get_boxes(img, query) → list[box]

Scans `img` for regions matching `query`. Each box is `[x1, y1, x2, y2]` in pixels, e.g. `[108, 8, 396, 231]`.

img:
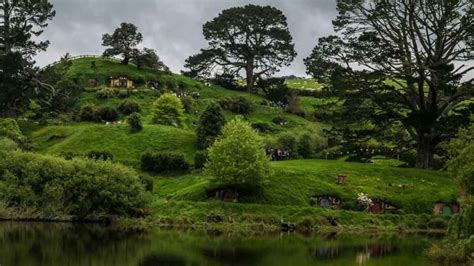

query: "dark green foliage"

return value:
[194, 151, 207, 169]
[132, 48, 168, 71]
[139, 175, 154, 192]
[102, 23, 143, 65]
[428, 218, 449, 229]
[97, 106, 119, 122]
[127, 112, 143, 132]
[96, 88, 117, 99]
[196, 102, 226, 149]
[0, 118, 23, 141]
[84, 150, 114, 161]
[0, 151, 149, 217]
[79, 105, 118, 122]
[117, 89, 129, 98]
[304, 0, 474, 168]
[180, 96, 194, 113]
[258, 78, 295, 105]
[0, 52, 31, 115]
[210, 73, 243, 91]
[218, 96, 253, 115]
[118, 100, 141, 115]
[184, 4, 296, 92]
[298, 133, 313, 159]
[272, 116, 287, 126]
[277, 134, 298, 154]
[140, 151, 190, 173]
[251, 122, 273, 133]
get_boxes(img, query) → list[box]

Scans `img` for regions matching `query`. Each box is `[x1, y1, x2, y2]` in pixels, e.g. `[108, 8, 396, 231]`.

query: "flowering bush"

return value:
[357, 192, 373, 212]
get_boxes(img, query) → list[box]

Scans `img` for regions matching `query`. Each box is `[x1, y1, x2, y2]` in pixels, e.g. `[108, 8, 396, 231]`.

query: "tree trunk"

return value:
[245, 59, 254, 92]
[121, 56, 130, 65]
[415, 135, 435, 169]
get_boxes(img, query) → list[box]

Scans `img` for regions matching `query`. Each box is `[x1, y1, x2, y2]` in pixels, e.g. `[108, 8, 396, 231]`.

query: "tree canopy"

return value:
[131, 48, 168, 71]
[184, 4, 296, 92]
[102, 22, 143, 65]
[305, 0, 474, 169]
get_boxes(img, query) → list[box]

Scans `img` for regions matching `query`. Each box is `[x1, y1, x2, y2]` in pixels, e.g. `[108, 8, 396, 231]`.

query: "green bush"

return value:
[194, 151, 207, 169]
[118, 100, 140, 115]
[218, 96, 253, 115]
[180, 95, 194, 113]
[117, 89, 129, 98]
[140, 151, 190, 173]
[79, 105, 100, 121]
[196, 102, 226, 149]
[277, 133, 298, 155]
[152, 93, 185, 127]
[139, 175, 154, 192]
[298, 133, 314, 158]
[205, 117, 271, 189]
[251, 122, 273, 133]
[95, 88, 117, 99]
[0, 118, 23, 140]
[127, 112, 143, 132]
[84, 150, 114, 161]
[97, 106, 119, 122]
[0, 151, 150, 217]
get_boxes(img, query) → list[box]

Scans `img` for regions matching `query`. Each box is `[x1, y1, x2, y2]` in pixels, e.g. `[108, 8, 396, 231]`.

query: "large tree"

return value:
[184, 4, 296, 92]
[0, 0, 55, 60]
[102, 22, 143, 65]
[305, 0, 474, 169]
[131, 48, 168, 71]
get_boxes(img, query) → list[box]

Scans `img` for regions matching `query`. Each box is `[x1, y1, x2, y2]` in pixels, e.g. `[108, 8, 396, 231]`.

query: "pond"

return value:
[0, 222, 442, 266]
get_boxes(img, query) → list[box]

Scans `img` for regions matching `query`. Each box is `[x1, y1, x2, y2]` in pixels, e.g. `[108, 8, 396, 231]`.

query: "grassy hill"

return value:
[14, 57, 459, 230]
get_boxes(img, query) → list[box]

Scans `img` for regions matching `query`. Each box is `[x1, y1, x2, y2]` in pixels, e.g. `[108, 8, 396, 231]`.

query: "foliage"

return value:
[304, 0, 474, 168]
[0, 52, 32, 115]
[196, 102, 226, 149]
[448, 126, 474, 196]
[257, 78, 295, 105]
[204, 118, 271, 189]
[0, 150, 149, 217]
[131, 48, 168, 71]
[84, 150, 114, 161]
[218, 96, 253, 115]
[97, 106, 119, 122]
[357, 193, 373, 212]
[118, 99, 141, 115]
[194, 151, 207, 169]
[127, 112, 143, 132]
[297, 133, 314, 158]
[79, 105, 118, 122]
[96, 88, 117, 99]
[140, 151, 190, 173]
[184, 4, 296, 91]
[180, 96, 194, 113]
[102, 22, 143, 65]
[276, 133, 298, 155]
[0, 118, 23, 141]
[152, 93, 185, 127]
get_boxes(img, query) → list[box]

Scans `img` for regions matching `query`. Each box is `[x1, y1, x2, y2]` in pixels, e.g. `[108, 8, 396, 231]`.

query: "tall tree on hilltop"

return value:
[102, 22, 143, 65]
[184, 4, 296, 92]
[305, 0, 474, 169]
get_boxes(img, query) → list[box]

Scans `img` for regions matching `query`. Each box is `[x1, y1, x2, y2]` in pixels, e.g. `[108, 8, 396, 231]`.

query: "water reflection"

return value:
[0, 222, 439, 266]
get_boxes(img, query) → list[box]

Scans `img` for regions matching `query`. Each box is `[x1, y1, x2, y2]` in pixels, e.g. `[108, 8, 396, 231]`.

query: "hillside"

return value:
[14, 57, 459, 228]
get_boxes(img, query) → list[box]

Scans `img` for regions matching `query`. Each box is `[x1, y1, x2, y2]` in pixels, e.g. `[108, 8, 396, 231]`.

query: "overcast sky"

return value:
[35, 0, 337, 77]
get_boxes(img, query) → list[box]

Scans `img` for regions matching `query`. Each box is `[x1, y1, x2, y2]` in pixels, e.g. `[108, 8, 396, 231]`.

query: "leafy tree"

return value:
[1, 0, 55, 60]
[196, 102, 226, 149]
[102, 23, 143, 65]
[152, 93, 185, 127]
[205, 117, 271, 189]
[0, 52, 31, 115]
[127, 112, 143, 132]
[305, 0, 474, 168]
[132, 48, 168, 71]
[298, 133, 314, 159]
[184, 4, 296, 92]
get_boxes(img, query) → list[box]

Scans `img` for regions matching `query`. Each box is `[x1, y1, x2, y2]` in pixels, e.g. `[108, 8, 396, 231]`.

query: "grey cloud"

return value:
[35, 0, 338, 77]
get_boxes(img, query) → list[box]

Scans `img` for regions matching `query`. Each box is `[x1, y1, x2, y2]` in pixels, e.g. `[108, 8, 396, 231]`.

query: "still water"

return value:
[0, 222, 442, 266]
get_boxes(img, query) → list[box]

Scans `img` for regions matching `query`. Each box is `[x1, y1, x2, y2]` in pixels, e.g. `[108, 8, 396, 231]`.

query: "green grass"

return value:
[153, 158, 457, 214]
[285, 79, 323, 91]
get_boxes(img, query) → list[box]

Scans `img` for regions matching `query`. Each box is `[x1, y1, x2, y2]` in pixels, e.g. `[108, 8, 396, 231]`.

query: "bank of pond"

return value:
[0, 222, 447, 266]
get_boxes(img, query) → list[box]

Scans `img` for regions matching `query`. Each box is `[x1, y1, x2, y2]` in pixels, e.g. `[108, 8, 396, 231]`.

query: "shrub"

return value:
[139, 175, 154, 192]
[127, 112, 143, 132]
[180, 96, 194, 113]
[96, 88, 117, 99]
[194, 151, 207, 169]
[272, 116, 287, 126]
[84, 150, 114, 161]
[79, 105, 100, 121]
[97, 106, 119, 122]
[152, 93, 185, 127]
[0, 150, 150, 217]
[251, 122, 273, 133]
[257, 78, 296, 105]
[298, 133, 314, 158]
[140, 151, 190, 173]
[118, 100, 141, 115]
[428, 218, 449, 229]
[277, 133, 298, 155]
[205, 117, 271, 189]
[0, 118, 23, 141]
[196, 102, 226, 149]
[117, 89, 129, 98]
[286, 100, 306, 118]
[218, 96, 253, 115]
